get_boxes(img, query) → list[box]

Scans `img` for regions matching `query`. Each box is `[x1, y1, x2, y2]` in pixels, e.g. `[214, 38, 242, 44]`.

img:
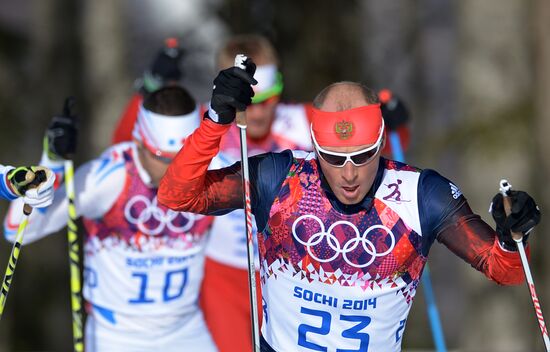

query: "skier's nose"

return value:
[341, 161, 357, 183]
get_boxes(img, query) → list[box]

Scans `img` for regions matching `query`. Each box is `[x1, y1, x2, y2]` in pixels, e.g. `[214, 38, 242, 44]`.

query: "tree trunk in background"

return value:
[458, 1, 536, 350]
[81, 0, 129, 156]
[534, 0, 550, 349]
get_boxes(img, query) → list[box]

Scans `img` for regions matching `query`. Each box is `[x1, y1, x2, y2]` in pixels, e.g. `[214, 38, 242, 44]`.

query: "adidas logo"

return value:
[450, 183, 462, 199]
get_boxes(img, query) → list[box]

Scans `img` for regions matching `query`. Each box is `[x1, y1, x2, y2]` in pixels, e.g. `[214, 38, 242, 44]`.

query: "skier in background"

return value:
[5, 87, 219, 352]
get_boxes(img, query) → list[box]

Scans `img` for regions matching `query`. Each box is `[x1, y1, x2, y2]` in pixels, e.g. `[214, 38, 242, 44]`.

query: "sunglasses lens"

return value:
[319, 151, 347, 166]
[350, 148, 378, 165]
[318, 144, 380, 167]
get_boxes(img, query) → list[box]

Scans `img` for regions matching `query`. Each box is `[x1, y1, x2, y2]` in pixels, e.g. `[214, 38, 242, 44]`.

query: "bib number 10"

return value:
[129, 269, 188, 304]
[298, 307, 371, 352]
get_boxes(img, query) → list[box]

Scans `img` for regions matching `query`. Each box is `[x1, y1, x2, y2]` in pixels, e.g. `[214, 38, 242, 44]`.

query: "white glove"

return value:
[8, 166, 56, 208]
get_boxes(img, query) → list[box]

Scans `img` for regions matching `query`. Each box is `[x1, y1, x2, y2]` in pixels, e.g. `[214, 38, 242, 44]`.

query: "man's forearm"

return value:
[438, 207, 526, 286]
[158, 118, 242, 213]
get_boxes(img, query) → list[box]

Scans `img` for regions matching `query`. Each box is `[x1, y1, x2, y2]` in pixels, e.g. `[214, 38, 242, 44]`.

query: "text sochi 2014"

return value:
[293, 286, 377, 310]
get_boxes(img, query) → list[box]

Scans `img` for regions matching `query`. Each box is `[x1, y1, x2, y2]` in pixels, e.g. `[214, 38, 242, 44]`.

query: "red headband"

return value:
[311, 104, 384, 147]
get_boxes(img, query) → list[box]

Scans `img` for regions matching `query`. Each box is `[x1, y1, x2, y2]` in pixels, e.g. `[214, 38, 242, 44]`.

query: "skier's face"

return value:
[137, 143, 171, 186]
[313, 84, 385, 205]
[245, 96, 279, 139]
[317, 143, 382, 205]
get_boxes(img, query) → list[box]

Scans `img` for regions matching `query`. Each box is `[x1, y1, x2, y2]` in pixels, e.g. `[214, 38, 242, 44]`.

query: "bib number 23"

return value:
[298, 307, 371, 351]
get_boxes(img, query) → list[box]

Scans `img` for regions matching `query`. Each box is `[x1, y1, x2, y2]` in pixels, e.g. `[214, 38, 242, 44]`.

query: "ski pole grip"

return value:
[236, 111, 247, 127]
[234, 54, 248, 127]
[23, 204, 33, 216]
[21, 169, 47, 216]
[499, 179, 524, 242]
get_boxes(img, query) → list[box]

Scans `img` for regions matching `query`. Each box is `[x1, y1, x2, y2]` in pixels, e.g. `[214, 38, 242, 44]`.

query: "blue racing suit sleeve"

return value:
[249, 150, 294, 233]
[418, 169, 526, 285]
[0, 167, 17, 201]
[418, 169, 466, 256]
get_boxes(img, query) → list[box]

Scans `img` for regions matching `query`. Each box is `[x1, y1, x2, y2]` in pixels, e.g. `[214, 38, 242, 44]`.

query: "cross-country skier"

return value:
[4, 87, 219, 352]
[158, 59, 541, 352]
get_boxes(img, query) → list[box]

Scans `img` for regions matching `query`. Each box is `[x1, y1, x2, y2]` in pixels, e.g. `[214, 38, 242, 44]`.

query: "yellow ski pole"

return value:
[65, 160, 84, 351]
[0, 203, 33, 319]
[0, 168, 47, 319]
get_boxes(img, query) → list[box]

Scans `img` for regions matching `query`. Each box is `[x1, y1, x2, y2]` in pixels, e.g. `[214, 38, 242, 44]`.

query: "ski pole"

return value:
[0, 203, 33, 319]
[499, 180, 550, 351]
[65, 160, 84, 352]
[234, 54, 261, 352]
[389, 131, 447, 352]
[0, 168, 47, 319]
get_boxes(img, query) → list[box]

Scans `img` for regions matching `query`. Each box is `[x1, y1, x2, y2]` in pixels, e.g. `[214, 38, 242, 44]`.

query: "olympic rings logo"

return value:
[292, 215, 395, 268]
[124, 195, 201, 236]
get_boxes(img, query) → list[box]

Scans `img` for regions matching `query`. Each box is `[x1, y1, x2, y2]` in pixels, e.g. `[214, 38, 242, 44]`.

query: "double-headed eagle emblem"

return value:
[334, 120, 354, 140]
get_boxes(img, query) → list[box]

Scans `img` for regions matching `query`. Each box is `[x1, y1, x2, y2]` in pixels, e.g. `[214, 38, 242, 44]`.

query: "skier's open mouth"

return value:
[342, 185, 359, 196]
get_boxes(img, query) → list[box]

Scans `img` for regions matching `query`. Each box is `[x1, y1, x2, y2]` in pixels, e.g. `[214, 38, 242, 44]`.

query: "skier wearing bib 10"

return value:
[158, 58, 541, 351]
[4, 87, 219, 352]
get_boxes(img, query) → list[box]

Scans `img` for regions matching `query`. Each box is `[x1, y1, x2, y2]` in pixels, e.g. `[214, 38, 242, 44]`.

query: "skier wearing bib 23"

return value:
[158, 59, 541, 352]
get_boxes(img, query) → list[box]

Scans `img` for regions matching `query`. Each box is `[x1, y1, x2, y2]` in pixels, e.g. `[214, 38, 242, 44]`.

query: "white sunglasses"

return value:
[310, 120, 384, 168]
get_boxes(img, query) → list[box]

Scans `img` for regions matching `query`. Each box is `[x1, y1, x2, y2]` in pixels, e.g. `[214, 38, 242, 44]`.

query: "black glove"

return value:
[378, 89, 409, 131]
[491, 190, 541, 250]
[207, 58, 257, 125]
[44, 97, 78, 160]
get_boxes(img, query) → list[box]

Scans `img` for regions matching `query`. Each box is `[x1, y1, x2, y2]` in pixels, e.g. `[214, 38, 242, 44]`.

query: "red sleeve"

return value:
[158, 119, 244, 214]
[112, 94, 143, 144]
[437, 206, 528, 286]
